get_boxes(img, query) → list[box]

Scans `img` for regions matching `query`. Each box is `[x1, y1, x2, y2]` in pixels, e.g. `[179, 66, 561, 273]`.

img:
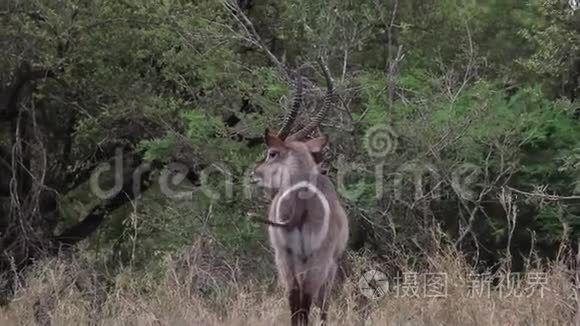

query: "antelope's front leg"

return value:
[288, 281, 311, 326]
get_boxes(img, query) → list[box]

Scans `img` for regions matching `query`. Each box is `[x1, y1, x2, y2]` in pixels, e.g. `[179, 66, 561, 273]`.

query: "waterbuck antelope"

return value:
[250, 64, 349, 326]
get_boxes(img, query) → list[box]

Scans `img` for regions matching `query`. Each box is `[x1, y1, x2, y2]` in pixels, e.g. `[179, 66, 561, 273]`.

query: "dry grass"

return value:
[0, 244, 577, 326]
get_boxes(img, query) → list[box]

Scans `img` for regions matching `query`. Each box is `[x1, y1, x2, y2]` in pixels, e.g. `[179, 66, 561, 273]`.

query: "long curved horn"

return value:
[277, 73, 303, 140]
[287, 57, 334, 141]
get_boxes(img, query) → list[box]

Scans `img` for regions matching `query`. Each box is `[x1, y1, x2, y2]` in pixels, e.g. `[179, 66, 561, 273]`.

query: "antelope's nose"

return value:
[250, 169, 264, 184]
[249, 171, 261, 184]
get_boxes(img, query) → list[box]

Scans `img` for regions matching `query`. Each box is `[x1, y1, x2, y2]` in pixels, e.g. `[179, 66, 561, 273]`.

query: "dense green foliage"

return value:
[1, 0, 580, 298]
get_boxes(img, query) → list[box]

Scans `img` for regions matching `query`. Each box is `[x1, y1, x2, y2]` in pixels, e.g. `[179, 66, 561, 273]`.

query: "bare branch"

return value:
[506, 185, 580, 201]
[223, 0, 289, 81]
[0, 62, 56, 121]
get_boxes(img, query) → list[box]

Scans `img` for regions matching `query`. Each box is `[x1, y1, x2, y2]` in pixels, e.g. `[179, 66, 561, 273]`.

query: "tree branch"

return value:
[0, 62, 56, 121]
[52, 154, 152, 247]
[0, 145, 11, 174]
[224, 0, 289, 81]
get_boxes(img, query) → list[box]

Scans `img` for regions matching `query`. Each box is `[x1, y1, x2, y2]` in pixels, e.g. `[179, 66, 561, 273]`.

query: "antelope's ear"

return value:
[264, 128, 287, 149]
[304, 135, 328, 153]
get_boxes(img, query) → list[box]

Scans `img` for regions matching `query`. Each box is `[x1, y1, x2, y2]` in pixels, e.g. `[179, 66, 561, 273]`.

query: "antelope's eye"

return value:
[268, 150, 278, 159]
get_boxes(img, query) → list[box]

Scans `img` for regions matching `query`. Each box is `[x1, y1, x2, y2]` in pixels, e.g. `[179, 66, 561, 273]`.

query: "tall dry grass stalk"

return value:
[0, 240, 577, 326]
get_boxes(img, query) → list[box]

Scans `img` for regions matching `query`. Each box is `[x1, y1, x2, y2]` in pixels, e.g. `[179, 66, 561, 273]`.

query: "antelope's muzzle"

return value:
[249, 170, 262, 184]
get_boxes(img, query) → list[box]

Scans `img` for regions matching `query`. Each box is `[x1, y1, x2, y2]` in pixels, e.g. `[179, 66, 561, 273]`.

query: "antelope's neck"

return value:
[274, 172, 324, 198]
